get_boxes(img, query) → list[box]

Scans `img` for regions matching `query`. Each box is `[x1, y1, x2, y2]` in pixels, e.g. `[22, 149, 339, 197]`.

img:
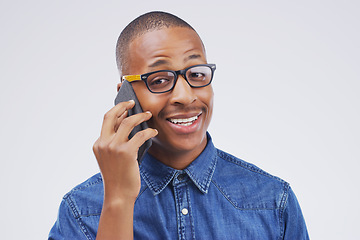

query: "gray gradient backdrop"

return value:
[1, 0, 359, 239]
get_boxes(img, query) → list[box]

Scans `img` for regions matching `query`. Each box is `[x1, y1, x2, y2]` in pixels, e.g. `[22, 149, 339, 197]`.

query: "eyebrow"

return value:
[185, 54, 202, 62]
[148, 59, 170, 68]
[148, 54, 203, 69]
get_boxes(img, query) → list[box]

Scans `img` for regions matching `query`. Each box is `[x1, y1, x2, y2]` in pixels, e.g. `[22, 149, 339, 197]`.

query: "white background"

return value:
[1, 0, 359, 239]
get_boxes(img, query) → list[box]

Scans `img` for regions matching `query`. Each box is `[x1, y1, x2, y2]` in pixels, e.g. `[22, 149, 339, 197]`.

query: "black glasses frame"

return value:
[137, 63, 216, 94]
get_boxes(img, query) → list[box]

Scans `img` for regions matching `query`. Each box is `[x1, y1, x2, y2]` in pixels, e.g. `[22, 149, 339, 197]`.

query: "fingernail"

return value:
[129, 100, 135, 104]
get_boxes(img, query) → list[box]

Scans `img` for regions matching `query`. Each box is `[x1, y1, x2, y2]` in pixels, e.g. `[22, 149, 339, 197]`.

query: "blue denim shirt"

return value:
[49, 134, 309, 239]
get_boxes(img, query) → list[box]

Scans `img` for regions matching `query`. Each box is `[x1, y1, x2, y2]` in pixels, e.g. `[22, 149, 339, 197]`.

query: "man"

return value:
[49, 11, 309, 239]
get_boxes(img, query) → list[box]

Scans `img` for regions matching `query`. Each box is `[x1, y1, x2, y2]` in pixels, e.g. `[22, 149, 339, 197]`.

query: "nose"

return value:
[169, 75, 197, 105]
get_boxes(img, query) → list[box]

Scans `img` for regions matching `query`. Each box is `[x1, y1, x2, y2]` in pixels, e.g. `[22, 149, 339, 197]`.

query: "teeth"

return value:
[169, 115, 199, 125]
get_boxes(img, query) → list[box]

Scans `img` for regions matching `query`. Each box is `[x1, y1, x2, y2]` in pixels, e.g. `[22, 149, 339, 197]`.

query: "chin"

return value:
[153, 131, 207, 154]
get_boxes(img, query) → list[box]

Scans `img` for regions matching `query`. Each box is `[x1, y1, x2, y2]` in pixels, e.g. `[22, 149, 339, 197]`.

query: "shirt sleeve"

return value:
[48, 198, 94, 240]
[282, 187, 310, 240]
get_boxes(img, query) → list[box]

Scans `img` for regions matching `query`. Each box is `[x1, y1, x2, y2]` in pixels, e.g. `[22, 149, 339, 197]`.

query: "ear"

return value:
[117, 83, 122, 92]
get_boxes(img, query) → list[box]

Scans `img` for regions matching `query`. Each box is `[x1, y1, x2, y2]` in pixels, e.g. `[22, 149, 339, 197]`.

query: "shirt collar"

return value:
[140, 132, 217, 195]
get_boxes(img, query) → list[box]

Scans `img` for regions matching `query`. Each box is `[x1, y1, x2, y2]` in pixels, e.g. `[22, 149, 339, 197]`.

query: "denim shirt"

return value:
[49, 134, 309, 239]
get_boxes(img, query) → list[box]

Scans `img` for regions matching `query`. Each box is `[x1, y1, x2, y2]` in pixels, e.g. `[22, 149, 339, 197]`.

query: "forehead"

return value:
[126, 27, 206, 73]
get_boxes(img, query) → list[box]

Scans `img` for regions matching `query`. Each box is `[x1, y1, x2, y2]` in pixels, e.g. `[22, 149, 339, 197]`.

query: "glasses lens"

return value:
[186, 66, 212, 87]
[147, 71, 175, 93]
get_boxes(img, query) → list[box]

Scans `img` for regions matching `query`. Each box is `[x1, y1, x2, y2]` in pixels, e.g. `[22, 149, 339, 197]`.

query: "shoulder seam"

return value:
[72, 175, 103, 192]
[216, 149, 286, 184]
[63, 174, 103, 199]
[64, 195, 94, 240]
[279, 183, 290, 239]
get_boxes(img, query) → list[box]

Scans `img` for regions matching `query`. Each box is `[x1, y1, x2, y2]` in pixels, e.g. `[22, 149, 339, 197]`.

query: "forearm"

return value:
[96, 197, 135, 240]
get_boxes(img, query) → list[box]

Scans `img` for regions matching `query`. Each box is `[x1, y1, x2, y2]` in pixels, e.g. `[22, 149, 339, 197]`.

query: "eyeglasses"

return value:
[121, 64, 216, 93]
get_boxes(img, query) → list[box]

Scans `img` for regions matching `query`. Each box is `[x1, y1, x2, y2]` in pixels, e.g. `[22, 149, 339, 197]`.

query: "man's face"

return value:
[126, 27, 214, 160]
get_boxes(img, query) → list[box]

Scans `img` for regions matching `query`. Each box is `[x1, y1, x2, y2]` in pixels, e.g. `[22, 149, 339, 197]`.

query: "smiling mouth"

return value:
[167, 113, 202, 126]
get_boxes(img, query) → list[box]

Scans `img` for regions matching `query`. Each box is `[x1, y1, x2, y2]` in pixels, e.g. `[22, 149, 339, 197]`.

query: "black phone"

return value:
[114, 80, 152, 164]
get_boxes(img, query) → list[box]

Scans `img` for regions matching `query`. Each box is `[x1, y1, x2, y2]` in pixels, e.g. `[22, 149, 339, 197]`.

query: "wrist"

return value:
[103, 193, 137, 207]
[102, 180, 140, 203]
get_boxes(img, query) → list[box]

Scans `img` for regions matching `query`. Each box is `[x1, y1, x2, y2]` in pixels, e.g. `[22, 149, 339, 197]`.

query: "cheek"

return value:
[199, 87, 214, 115]
[142, 97, 162, 114]
[132, 82, 151, 109]
[200, 88, 214, 129]
[132, 82, 166, 115]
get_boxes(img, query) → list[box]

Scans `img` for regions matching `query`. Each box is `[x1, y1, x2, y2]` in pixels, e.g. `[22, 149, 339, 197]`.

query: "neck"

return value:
[147, 139, 207, 170]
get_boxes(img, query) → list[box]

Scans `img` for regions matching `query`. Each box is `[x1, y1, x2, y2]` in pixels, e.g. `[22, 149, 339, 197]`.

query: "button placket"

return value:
[173, 173, 194, 239]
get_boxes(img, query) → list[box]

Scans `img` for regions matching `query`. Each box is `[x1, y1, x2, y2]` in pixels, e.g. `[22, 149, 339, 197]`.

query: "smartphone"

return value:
[114, 80, 152, 164]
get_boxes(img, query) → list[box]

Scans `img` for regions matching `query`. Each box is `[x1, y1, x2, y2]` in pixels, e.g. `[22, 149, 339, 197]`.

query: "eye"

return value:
[147, 72, 174, 91]
[149, 78, 170, 86]
[189, 72, 206, 81]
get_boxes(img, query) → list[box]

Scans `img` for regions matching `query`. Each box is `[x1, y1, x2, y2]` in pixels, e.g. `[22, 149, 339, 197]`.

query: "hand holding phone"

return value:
[93, 97, 158, 238]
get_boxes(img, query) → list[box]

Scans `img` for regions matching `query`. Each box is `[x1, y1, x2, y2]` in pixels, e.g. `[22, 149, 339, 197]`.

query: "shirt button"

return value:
[181, 208, 188, 215]
[177, 174, 186, 181]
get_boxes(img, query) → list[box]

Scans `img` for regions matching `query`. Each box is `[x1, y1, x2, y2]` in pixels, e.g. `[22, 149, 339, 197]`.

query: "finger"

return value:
[129, 128, 158, 149]
[100, 100, 135, 138]
[113, 111, 153, 143]
[114, 110, 128, 132]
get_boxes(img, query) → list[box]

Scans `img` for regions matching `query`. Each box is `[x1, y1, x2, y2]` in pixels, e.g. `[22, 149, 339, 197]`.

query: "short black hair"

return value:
[115, 11, 199, 76]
